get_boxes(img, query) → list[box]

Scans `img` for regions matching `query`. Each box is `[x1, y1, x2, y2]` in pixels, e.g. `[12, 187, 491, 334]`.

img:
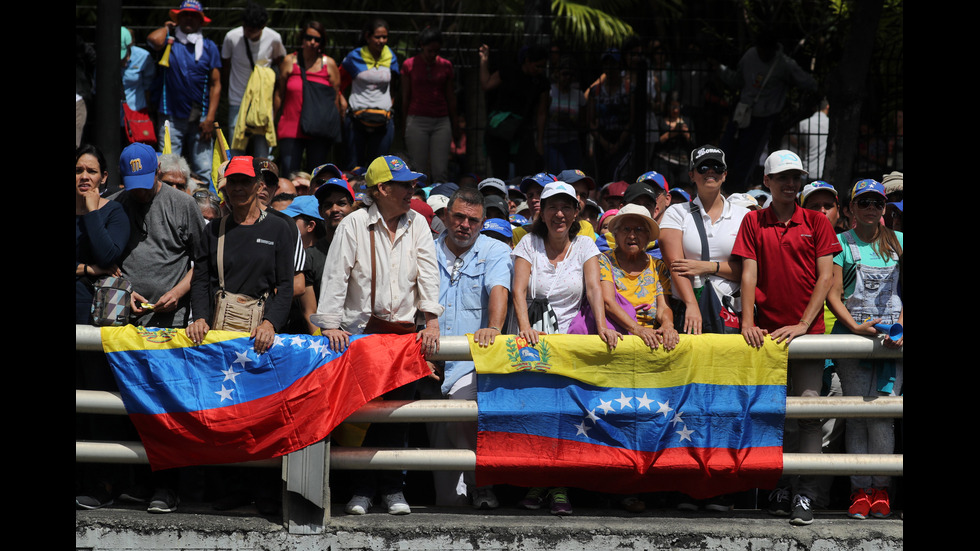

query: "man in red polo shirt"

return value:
[732, 149, 841, 526]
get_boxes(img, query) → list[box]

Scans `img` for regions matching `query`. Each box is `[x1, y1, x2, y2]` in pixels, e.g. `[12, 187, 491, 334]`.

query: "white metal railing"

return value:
[76, 325, 903, 530]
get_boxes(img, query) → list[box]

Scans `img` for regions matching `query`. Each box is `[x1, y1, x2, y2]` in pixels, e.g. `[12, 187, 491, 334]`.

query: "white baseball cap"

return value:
[540, 181, 578, 203]
[764, 150, 808, 176]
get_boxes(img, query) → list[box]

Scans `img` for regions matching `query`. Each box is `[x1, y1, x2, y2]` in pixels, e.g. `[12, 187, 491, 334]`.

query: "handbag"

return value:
[568, 289, 636, 335]
[732, 55, 779, 129]
[689, 202, 740, 334]
[211, 217, 267, 333]
[298, 55, 342, 142]
[122, 103, 157, 145]
[362, 225, 417, 335]
[91, 275, 133, 326]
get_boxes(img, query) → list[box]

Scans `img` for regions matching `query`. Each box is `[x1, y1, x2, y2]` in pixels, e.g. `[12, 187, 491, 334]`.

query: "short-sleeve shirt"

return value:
[731, 204, 841, 333]
[221, 26, 286, 106]
[159, 38, 221, 120]
[598, 249, 669, 328]
[512, 233, 600, 333]
[343, 45, 399, 111]
[659, 196, 750, 297]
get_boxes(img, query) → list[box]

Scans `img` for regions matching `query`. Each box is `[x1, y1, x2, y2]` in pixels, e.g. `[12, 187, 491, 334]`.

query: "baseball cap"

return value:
[119, 143, 158, 190]
[411, 197, 434, 225]
[520, 172, 558, 193]
[622, 182, 661, 205]
[314, 177, 355, 204]
[225, 155, 260, 178]
[256, 157, 279, 188]
[311, 163, 344, 185]
[556, 169, 596, 191]
[477, 177, 507, 196]
[429, 182, 459, 198]
[850, 179, 887, 200]
[120, 28, 133, 60]
[600, 180, 629, 198]
[281, 195, 323, 220]
[764, 150, 807, 175]
[636, 171, 669, 192]
[799, 181, 838, 205]
[727, 192, 762, 211]
[427, 194, 450, 213]
[689, 145, 727, 171]
[484, 194, 509, 219]
[747, 189, 772, 209]
[583, 199, 602, 215]
[482, 218, 514, 239]
[540, 181, 578, 203]
[507, 184, 526, 201]
[882, 171, 903, 194]
[510, 213, 529, 226]
[365, 155, 426, 187]
[670, 188, 691, 203]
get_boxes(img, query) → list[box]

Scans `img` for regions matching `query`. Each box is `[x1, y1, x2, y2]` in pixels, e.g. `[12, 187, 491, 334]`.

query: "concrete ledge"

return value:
[76, 502, 903, 550]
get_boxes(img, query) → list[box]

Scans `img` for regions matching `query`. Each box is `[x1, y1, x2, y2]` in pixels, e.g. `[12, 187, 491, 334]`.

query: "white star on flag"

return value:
[215, 385, 234, 402]
[233, 350, 252, 367]
[636, 392, 654, 410]
[221, 366, 239, 383]
[308, 339, 325, 356]
[671, 411, 684, 426]
[585, 409, 600, 423]
[676, 425, 694, 442]
[290, 335, 305, 347]
[597, 399, 614, 415]
[615, 392, 634, 409]
[656, 400, 674, 418]
[575, 420, 592, 436]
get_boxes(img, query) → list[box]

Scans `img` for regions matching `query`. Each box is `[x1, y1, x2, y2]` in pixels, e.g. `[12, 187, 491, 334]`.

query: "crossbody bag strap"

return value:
[370, 223, 377, 315]
[217, 216, 228, 292]
[689, 202, 711, 261]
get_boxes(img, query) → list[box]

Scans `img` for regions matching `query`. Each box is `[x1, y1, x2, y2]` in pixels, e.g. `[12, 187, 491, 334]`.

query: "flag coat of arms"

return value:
[471, 334, 789, 498]
[101, 326, 429, 471]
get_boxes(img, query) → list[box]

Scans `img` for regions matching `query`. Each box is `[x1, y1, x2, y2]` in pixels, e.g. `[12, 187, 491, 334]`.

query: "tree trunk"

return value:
[825, 0, 884, 196]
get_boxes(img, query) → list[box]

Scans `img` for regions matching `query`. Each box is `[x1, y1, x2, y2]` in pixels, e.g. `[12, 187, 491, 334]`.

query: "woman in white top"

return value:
[660, 145, 750, 334]
[511, 182, 619, 345]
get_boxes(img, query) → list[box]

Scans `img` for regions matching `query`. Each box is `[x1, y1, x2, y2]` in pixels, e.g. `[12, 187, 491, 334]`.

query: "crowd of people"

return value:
[77, 0, 903, 528]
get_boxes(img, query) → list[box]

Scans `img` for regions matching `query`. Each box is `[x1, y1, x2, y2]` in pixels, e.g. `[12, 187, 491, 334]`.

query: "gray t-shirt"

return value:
[113, 184, 205, 328]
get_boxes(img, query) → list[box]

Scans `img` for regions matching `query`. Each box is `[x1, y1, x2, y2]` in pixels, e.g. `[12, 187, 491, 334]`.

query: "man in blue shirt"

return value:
[147, 1, 222, 177]
[427, 187, 512, 509]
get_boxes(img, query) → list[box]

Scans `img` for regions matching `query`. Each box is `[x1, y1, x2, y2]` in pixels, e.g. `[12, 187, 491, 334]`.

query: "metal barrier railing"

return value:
[76, 325, 902, 531]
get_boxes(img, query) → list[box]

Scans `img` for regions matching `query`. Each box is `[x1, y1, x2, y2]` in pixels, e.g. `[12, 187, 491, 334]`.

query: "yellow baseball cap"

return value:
[365, 156, 426, 187]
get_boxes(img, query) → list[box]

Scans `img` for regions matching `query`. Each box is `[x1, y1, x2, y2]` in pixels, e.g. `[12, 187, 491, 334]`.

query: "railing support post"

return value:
[282, 439, 330, 532]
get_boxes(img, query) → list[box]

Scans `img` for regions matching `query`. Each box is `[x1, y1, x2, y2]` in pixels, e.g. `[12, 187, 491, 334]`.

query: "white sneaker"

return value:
[471, 487, 499, 509]
[382, 490, 411, 515]
[345, 494, 373, 515]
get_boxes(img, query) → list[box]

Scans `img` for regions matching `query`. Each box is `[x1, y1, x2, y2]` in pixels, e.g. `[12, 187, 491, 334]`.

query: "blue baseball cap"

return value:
[311, 163, 344, 184]
[509, 213, 529, 226]
[636, 171, 669, 192]
[520, 172, 558, 193]
[851, 179, 887, 200]
[799, 181, 838, 205]
[314, 177, 355, 204]
[482, 218, 513, 238]
[557, 169, 596, 191]
[365, 155, 426, 187]
[281, 195, 323, 220]
[119, 143, 158, 190]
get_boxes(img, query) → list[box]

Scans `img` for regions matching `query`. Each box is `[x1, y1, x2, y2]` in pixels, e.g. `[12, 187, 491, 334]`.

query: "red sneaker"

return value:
[848, 489, 871, 519]
[869, 488, 891, 518]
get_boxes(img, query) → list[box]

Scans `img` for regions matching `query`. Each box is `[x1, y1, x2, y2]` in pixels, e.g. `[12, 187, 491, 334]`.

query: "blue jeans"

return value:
[346, 114, 394, 169]
[227, 103, 270, 159]
[157, 114, 213, 178]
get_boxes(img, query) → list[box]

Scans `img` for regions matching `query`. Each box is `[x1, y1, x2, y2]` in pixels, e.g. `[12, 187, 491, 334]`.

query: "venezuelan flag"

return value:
[472, 334, 788, 498]
[102, 326, 429, 471]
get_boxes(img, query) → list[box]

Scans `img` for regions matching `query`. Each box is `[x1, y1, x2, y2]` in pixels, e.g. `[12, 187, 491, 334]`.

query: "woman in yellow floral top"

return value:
[598, 204, 679, 350]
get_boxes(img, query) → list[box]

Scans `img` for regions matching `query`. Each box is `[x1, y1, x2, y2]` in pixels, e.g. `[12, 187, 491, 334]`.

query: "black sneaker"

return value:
[147, 488, 179, 514]
[766, 487, 792, 516]
[789, 494, 814, 526]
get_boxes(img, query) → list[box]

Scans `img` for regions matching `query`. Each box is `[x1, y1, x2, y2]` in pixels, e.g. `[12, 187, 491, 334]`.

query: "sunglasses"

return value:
[855, 198, 885, 210]
[449, 256, 464, 286]
[696, 163, 726, 174]
[304, 34, 322, 43]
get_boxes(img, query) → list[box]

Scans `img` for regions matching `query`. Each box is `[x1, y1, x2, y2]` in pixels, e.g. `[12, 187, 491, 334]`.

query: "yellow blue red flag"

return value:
[471, 334, 789, 498]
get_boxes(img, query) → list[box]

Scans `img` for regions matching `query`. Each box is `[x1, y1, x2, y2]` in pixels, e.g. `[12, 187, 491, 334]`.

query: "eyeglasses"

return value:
[449, 256, 464, 286]
[696, 163, 726, 174]
[855, 198, 885, 210]
[304, 34, 322, 43]
[617, 225, 650, 235]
